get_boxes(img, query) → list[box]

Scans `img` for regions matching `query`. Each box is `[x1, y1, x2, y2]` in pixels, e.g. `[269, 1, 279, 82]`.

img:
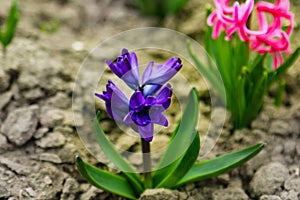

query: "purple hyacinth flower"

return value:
[124, 84, 172, 142]
[98, 49, 182, 142]
[106, 49, 140, 90]
[141, 57, 182, 96]
[95, 80, 129, 122]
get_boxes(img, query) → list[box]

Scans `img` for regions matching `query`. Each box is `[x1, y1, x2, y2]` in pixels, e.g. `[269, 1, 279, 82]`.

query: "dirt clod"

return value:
[212, 187, 249, 200]
[1, 105, 39, 146]
[140, 188, 181, 200]
[250, 162, 289, 197]
[36, 131, 66, 148]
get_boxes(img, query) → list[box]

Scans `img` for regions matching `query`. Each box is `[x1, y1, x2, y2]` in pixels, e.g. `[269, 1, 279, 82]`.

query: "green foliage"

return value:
[39, 19, 59, 34]
[93, 112, 144, 194]
[134, 0, 190, 19]
[274, 80, 285, 107]
[153, 132, 200, 188]
[76, 88, 265, 198]
[76, 155, 138, 200]
[0, 0, 19, 54]
[176, 143, 265, 187]
[187, 7, 300, 129]
[152, 89, 199, 188]
[154, 88, 198, 171]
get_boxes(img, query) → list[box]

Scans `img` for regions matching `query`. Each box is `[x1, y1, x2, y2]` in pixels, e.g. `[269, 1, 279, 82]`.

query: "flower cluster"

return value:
[207, 0, 294, 69]
[95, 49, 182, 142]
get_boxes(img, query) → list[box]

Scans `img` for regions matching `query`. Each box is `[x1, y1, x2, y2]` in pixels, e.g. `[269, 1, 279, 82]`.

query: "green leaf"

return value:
[208, 31, 233, 89]
[2, 0, 19, 47]
[274, 80, 286, 107]
[242, 71, 268, 128]
[135, 0, 189, 18]
[268, 47, 300, 87]
[94, 112, 144, 194]
[248, 53, 267, 73]
[186, 40, 225, 102]
[154, 132, 200, 188]
[75, 155, 138, 200]
[153, 88, 199, 185]
[234, 38, 249, 69]
[166, 0, 189, 13]
[176, 143, 265, 187]
[204, 6, 213, 54]
[134, 0, 158, 16]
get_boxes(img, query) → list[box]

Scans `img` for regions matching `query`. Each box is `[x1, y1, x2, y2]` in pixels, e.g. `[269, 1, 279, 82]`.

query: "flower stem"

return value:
[141, 138, 152, 188]
[2, 47, 7, 57]
[245, 10, 252, 61]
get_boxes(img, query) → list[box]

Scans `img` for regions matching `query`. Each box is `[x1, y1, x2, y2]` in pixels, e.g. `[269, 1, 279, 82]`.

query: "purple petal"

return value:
[129, 91, 145, 109]
[131, 111, 151, 126]
[106, 60, 122, 77]
[138, 123, 154, 142]
[149, 109, 168, 126]
[95, 92, 108, 101]
[145, 96, 157, 106]
[106, 49, 140, 90]
[156, 84, 172, 100]
[95, 92, 114, 117]
[142, 61, 154, 85]
[142, 57, 182, 86]
[122, 48, 129, 55]
[95, 80, 129, 122]
[130, 52, 139, 74]
[129, 123, 139, 134]
[95, 92, 103, 99]
[123, 51, 140, 90]
[165, 57, 182, 71]
[123, 112, 134, 124]
[121, 70, 140, 90]
[116, 56, 131, 74]
[156, 84, 172, 109]
[142, 84, 162, 97]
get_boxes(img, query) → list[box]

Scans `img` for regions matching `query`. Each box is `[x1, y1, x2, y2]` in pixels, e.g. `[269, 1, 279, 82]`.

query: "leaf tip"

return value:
[191, 88, 199, 99]
[75, 154, 82, 164]
[186, 39, 191, 46]
[261, 142, 267, 147]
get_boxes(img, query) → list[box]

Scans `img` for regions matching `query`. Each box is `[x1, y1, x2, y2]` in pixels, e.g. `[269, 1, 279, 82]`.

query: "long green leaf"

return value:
[274, 80, 285, 107]
[175, 143, 265, 187]
[187, 41, 225, 102]
[154, 88, 198, 171]
[234, 38, 249, 71]
[209, 31, 233, 90]
[204, 6, 213, 55]
[75, 155, 138, 200]
[248, 53, 267, 72]
[154, 132, 200, 188]
[2, 0, 19, 46]
[94, 113, 144, 194]
[167, 0, 189, 13]
[268, 47, 300, 87]
[153, 88, 199, 185]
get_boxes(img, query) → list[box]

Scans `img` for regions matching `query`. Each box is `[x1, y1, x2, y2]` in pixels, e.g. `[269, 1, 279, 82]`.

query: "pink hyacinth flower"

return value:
[251, 0, 294, 69]
[207, 0, 234, 39]
[256, 0, 293, 35]
[225, 0, 254, 41]
[207, 0, 267, 41]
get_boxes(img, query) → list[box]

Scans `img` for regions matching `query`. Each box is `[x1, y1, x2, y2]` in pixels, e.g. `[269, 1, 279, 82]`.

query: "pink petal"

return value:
[213, 21, 223, 39]
[238, 28, 249, 41]
[242, 0, 254, 22]
[207, 12, 217, 26]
